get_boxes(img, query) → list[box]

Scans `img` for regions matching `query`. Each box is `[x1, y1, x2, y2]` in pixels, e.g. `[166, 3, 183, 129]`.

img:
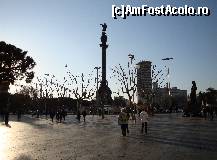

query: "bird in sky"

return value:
[162, 58, 173, 60]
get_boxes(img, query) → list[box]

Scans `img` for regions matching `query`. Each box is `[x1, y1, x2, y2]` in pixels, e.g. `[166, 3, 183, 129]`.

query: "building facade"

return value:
[137, 61, 152, 104]
[153, 84, 187, 110]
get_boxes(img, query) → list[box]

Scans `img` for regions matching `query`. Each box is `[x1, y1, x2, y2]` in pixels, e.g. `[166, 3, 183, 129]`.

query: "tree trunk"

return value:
[101, 104, 104, 119]
[76, 100, 82, 120]
[0, 81, 10, 125]
[0, 81, 10, 93]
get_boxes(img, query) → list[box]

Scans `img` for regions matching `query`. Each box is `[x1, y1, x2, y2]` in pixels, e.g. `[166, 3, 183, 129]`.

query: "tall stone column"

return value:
[100, 24, 108, 87]
[101, 36, 108, 87]
[97, 23, 112, 118]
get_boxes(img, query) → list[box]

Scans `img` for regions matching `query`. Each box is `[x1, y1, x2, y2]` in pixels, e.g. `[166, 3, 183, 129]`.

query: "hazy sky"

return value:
[0, 0, 216, 95]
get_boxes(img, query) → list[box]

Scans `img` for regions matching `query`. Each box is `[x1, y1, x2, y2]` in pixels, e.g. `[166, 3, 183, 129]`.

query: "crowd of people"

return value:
[2, 105, 217, 137]
[51, 108, 67, 123]
[31, 108, 67, 123]
[202, 106, 217, 120]
[29, 106, 151, 137]
[30, 108, 89, 123]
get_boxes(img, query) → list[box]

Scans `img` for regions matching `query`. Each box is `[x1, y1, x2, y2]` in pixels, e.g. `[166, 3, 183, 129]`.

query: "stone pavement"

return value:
[0, 113, 217, 160]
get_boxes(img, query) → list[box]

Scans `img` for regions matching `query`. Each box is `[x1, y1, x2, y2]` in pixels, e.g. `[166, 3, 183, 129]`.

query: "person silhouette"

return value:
[50, 110, 55, 122]
[140, 108, 149, 134]
[82, 110, 87, 122]
[118, 108, 128, 136]
[77, 110, 81, 122]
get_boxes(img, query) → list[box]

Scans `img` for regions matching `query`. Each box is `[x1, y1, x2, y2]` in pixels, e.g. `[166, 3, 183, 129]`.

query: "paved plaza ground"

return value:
[1, 113, 217, 160]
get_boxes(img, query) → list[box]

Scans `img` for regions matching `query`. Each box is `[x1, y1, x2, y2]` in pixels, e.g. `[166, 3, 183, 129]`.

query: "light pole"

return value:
[128, 54, 135, 65]
[162, 58, 173, 96]
[128, 53, 135, 103]
[44, 74, 51, 118]
[128, 54, 138, 114]
[94, 66, 101, 116]
[162, 58, 173, 112]
[94, 67, 101, 102]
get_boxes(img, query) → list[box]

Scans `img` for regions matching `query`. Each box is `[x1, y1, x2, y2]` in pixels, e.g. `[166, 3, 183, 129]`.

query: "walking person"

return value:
[17, 110, 21, 121]
[36, 109, 40, 118]
[118, 108, 128, 136]
[5, 96, 11, 126]
[210, 106, 214, 121]
[50, 110, 55, 122]
[77, 110, 81, 122]
[140, 108, 149, 134]
[82, 110, 87, 122]
[126, 112, 130, 134]
[62, 109, 67, 121]
[56, 110, 60, 122]
[131, 112, 136, 124]
[59, 109, 62, 123]
[203, 106, 207, 120]
[5, 111, 9, 125]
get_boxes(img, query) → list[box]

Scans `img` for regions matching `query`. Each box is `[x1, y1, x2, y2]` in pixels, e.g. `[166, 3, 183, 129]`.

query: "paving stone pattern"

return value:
[0, 114, 217, 160]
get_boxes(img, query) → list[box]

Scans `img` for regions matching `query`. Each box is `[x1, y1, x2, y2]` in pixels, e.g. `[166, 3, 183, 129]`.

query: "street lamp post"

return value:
[94, 67, 101, 111]
[128, 54, 135, 103]
[44, 76, 50, 118]
[94, 67, 101, 95]
[127, 54, 138, 115]
[162, 58, 173, 112]
[162, 57, 173, 96]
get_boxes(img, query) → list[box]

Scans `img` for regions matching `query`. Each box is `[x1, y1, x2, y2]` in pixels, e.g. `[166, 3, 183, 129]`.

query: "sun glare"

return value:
[0, 126, 8, 160]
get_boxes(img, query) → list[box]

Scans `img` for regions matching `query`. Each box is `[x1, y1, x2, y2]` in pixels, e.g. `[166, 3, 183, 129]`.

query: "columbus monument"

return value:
[97, 23, 112, 118]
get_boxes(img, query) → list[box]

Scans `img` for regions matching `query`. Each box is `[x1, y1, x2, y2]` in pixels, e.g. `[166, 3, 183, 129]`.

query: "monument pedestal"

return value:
[98, 84, 112, 105]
